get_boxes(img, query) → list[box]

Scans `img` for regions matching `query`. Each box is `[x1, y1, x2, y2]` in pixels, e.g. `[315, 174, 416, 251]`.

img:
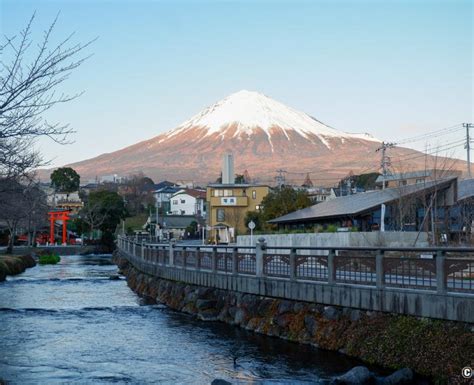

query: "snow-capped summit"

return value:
[166, 90, 378, 146]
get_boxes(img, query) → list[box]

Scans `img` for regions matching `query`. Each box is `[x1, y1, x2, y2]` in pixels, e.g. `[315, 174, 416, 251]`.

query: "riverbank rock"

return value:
[330, 366, 373, 385]
[0, 254, 36, 281]
[380, 368, 413, 385]
[116, 250, 474, 384]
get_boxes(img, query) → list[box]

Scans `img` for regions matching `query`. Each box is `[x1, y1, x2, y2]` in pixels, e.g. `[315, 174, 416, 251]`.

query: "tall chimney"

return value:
[222, 153, 234, 184]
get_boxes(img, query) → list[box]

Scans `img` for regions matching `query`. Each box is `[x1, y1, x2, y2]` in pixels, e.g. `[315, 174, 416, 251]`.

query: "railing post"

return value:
[211, 247, 217, 272]
[169, 239, 175, 267]
[289, 248, 297, 281]
[133, 241, 136, 257]
[183, 246, 187, 268]
[232, 247, 238, 275]
[436, 249, 446, 294]
[327, 249, 336, 284]
[196, 247, 201, 270]
[256, 237, 266, 277]
[141, 240, 145, 259]
[376, 250, 384, 289]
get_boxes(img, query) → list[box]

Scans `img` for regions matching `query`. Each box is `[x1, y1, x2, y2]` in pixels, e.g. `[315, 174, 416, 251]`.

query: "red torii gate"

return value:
[48, 210, 71, 245]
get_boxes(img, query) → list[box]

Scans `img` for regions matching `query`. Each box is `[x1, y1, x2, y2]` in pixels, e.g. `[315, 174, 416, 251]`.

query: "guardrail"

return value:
[117, 236, 474, 295]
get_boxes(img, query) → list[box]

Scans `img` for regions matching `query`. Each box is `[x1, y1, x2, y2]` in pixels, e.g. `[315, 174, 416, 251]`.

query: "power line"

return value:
[395, 124, 463, 145]
[393, 139, 466, 163]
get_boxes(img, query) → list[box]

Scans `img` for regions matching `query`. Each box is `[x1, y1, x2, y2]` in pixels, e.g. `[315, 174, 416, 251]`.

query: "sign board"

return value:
[220, 197, 237, 206]
[420, 254, 434, 259]
[248, 220, 256, 230]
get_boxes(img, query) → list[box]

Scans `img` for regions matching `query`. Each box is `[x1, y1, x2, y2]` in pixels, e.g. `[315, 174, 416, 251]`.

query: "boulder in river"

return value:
[331, 366, 374, 385]
[109, 274, 121, 280]
[380, 368, 414, 385]
[211, 379, 232, 385]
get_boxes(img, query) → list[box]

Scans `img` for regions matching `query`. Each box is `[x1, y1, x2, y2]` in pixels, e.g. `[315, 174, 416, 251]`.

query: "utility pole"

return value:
[463, 123, 473, 178]
[275, 169, 287, 189]
[376, 142, 395, 231]
[376, 142, 395, 190]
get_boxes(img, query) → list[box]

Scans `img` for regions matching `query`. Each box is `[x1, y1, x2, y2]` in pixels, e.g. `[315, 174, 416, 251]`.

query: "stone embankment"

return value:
[0, 254, 36, 281]
[114, 253, 473, 384]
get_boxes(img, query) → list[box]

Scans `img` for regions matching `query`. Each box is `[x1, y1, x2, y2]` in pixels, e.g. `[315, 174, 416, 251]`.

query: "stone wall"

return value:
[115, 253, 473, 384]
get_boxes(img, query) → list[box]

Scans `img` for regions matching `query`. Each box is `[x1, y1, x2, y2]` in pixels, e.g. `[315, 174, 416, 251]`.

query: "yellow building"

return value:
[206, 183, 270, 243]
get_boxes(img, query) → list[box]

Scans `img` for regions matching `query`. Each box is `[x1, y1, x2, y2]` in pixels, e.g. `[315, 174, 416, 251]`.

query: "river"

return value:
[0, 254, 378, 384]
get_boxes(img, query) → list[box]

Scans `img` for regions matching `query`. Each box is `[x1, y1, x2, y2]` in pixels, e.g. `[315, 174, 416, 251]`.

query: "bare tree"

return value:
[225, 207, 245, 239]
[0, 178, 29, 253]
[80, 201, 108, 240]
[0, 13, 94, 177]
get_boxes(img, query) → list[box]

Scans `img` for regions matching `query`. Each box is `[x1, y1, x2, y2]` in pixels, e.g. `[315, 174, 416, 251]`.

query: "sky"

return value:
[1, 0, 472, 168]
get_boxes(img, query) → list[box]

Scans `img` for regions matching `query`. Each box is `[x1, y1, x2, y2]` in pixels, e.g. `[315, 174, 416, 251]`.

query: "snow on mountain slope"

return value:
[164, 90, 379, 147]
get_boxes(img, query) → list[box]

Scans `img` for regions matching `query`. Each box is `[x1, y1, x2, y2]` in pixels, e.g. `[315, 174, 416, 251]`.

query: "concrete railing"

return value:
[117, 236, 474, 323]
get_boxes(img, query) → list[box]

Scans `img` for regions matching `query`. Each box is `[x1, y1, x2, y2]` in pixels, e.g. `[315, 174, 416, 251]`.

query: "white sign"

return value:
[420, 254, 434, 259]
[220, 197, 236, 206]
[248, 220, 256, 230]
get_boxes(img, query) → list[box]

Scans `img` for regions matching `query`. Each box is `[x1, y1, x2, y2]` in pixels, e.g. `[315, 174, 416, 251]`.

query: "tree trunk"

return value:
[6, 228, 14, 254]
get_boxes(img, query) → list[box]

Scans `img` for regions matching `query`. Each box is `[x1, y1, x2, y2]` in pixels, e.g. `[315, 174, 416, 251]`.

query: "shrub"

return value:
[39, 253, 61, 265]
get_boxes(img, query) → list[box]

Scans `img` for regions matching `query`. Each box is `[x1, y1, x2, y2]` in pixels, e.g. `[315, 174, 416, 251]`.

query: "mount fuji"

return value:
[54, 90, 463, 184]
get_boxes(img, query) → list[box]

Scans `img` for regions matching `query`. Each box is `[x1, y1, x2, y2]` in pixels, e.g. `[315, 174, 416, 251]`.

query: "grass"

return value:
[124, 213, 149, 232]
[38, 253, 61, 265]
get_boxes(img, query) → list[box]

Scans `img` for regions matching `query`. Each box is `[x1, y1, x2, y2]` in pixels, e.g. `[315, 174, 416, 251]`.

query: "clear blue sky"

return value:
[1, 0, 472, 168]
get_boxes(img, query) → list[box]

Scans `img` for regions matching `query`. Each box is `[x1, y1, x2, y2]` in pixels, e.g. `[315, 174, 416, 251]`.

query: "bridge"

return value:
[117, 236, 474, 323]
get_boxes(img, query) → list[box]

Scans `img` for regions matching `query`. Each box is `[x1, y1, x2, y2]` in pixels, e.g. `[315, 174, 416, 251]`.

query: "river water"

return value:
[0, 254, 376, 384]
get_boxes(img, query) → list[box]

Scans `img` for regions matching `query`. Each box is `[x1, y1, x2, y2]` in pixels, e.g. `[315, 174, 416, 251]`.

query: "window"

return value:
[398, 180, 407, 186]
[252, 190, 256, 199]
[214, 189, 233, 197]
[217, 209, 225, 222]
[180, 199, 185, 204]
[172, 200, 178, 204]
[416, 178, 424, 184]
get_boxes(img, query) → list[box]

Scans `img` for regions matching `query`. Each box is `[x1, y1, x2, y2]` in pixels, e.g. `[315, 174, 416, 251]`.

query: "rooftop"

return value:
[269, 177, 457, 224]
[375, 169, 461, 184]
[207, 183, 270, 188]
[173, 189, 206, 199]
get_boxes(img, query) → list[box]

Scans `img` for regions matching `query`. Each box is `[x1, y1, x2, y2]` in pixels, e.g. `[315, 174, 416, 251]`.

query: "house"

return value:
[375, 169, 462, 188]
[170, 189, 207, 217]
[148, 214, 205, 240]
[39, 183, 83, 213]
[154, 186, 183, 213]
[269, 177, 458, 233]
[80, 183, 99, 196]
[153, 180, 179, 191]
[206, 153, 270, 243]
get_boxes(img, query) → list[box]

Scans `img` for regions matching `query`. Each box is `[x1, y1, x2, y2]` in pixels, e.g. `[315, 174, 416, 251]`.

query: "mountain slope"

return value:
[52, 90, 465, 184]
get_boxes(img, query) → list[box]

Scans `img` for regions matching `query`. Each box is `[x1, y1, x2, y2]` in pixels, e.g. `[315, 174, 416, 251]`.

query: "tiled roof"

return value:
[174, 189, 206, 199]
